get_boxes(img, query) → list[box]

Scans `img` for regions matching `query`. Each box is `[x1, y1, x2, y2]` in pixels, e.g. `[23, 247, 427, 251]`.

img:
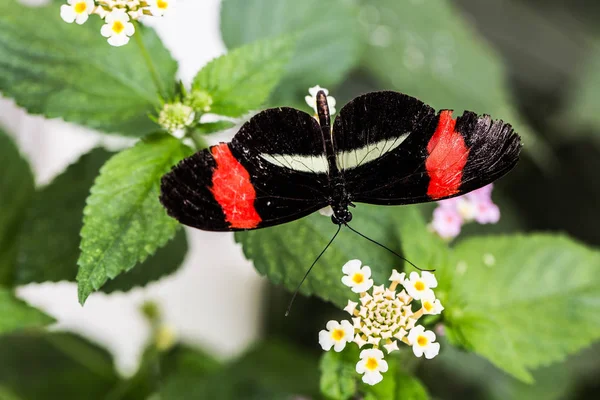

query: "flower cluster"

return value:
[431, 184, 500, 240]
[319, 260, 443, 385]
[60, 0, 175, 47]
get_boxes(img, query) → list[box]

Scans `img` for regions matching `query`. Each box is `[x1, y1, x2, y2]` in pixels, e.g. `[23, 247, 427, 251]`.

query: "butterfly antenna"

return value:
[344, 223, 434, 272]
[285, 224, 342, 317]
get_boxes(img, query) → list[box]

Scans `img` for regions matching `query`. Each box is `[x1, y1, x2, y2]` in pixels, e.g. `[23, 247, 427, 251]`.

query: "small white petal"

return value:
[393, 328, 407, 340]
[319, 330, 334, 351]
[333, 340, 347, 352]
[372, 285, 385, 295]
[344, 300, 358, 315]
[421, 271, 438, 288]
[362, 371, 383, 385]
[354, 334, 367, 348]
[341, 320, 355, 340]
[326, 320, 340, 331]
[389, 269, 405, 283]
[60, 5, 76, 23]
[360, 293, 373, 306]
[75, 13, 89, 25]
[412, 345, 424, 357]
[108, 35, 130, 46]
[355, 359, 367, 374]
[353, 279, 374, 293]
[342, 259, 362, 275]
[424, 342, 440, 359]
[383, 341, 399, 353]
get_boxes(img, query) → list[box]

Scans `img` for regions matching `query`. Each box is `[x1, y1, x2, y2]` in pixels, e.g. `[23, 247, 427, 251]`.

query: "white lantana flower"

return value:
[60, 0, 95, 24]
[356, 349, 388, 385]
[407, 325, 440, 359]
[421, 293, 444, 315]
[147, 0, 175, 16]
[101, 9, 135, 47]
[319, 261, 443, 386]
[305, 85, 337, 116]
[341, 259, 374, 293]
[403, 271, 437, 300]
[319, 320, 354, 352]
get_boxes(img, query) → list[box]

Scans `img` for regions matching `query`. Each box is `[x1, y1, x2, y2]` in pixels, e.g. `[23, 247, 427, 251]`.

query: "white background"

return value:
[1, 0, 266, 375]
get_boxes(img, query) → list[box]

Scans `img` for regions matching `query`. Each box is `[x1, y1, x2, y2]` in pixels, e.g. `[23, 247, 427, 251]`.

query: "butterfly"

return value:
[160, 90, 522, 232]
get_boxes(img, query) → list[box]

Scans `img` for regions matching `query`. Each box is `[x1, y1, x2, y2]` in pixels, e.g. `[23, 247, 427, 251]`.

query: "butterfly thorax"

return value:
[316, 91, 352, 226]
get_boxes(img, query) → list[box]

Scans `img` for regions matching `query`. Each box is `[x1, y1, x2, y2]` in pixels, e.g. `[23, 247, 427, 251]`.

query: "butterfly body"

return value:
[160, 90, 521, 232]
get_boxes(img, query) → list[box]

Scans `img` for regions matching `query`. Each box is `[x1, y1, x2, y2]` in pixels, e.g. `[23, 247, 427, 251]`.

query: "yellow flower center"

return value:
[331, 328, 345, 341]
[417, 335, 428, 347]
[423, 301, 433, 311]
[352, 273, 364, 284]
[112, 21, 125, 34]
[365, 357, 379, 371]
[157, 0, 168, 9]
[414, 281, 425, 291]
[74, 2, 87, 13]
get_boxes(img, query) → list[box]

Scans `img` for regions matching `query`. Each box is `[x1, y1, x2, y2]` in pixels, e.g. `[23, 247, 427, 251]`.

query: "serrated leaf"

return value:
[0, 128, 34, 286]
[77, 135, 193, 304]
[0, 288, 54, 334]
[0, 0, 177, 137]
[441, 234, 600, 382]
[16, 147, 188, 293]
[0, 332, 121, 399]
[361, 0, 551, 167]
[192, 36, 295, 117]
[320, 347, 359, 400]
[16, 148, 114, 285]
[235, 205, 412, 308]
[220, 0, 363, 106]
[101, 229, 188, 293]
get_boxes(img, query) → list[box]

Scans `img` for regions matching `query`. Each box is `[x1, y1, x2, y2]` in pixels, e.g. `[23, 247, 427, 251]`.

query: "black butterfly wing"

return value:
[333, 91, 521, 205]
[160, 108, 329, 231]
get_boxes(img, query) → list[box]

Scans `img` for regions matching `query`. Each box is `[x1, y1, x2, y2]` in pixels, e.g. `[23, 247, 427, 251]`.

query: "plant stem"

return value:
[134, 22, 165, 99]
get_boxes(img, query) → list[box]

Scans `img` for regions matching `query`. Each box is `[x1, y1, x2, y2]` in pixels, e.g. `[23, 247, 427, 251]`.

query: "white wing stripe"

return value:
[259, 133, 410, 173]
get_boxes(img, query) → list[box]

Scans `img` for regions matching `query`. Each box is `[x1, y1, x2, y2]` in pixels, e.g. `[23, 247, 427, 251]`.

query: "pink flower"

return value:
[431, 207, 462, 239]
[473, 201, 500, 224]
[430, 184, 500, 239]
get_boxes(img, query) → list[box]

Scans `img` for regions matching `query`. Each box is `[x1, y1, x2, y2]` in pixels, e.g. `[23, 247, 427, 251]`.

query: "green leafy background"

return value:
[1, 0, 600, 398]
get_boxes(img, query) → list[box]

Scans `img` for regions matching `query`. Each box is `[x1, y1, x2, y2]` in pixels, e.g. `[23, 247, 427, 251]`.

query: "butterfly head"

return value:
[331, 204, 353, 225]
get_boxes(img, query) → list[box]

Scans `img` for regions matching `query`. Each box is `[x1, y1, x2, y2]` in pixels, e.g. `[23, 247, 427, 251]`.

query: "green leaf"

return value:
[77, 135, 193, 304]
[0, 128, 34, 286]
[0, 288, 54, 334]
[193, 121, 236, 135]
[0, 332, 121, 399]
[235, 205, 412, 308]
[361, 0, 552, 168]
[220, 0, 363, 105]
[192, 36, 295, 117]
[160, 341, 319, 400]
[16, 148, 114, 285]
[320, 347, 359, 400]
[441, 234, 600, 382]
[101, 229, 188, 294]
[16, 148, 188, 293]
[0, 0, 177, 137]
[392, 370, 429, 400]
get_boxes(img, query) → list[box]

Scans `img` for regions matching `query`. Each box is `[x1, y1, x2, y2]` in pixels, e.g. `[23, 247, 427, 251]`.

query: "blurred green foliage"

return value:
[1, 0, 600, 398]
